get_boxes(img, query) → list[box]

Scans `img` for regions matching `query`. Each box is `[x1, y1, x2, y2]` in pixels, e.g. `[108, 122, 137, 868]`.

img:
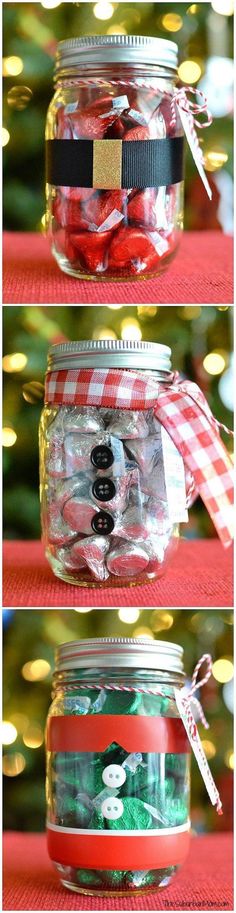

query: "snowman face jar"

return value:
[46, 638, 191, 896]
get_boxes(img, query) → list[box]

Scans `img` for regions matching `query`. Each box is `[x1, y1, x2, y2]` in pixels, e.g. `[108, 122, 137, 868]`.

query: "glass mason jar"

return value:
[40, 340, 194, 588]
[45, 35, 184, 280]
[46, 637, 191, 896]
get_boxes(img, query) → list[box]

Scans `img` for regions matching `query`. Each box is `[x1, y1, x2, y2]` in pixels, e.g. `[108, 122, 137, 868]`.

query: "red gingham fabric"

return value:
[45, 368, 234, 548]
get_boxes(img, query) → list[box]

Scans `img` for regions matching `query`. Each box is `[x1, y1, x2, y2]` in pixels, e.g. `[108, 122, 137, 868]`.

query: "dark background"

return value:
[3, 1, 233, 231]
[3, 609, 233, 833]
[3, 304, 233, 540]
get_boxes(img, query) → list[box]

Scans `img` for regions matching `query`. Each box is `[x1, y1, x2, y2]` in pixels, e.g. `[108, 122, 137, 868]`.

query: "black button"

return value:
[90, 444, 114, 470]
[92, 478, 116, 502]
[91, 511, 114, 535]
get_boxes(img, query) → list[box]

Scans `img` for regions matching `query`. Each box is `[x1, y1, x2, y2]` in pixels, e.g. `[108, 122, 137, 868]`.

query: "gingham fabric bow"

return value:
[45, 367, 234, 548]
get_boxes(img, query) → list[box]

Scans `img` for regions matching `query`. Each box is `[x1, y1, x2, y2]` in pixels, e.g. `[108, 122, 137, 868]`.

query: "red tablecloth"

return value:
[3, 231, 233, 304]
[3, 831, 233, 911]
[3, 539, 233, 608]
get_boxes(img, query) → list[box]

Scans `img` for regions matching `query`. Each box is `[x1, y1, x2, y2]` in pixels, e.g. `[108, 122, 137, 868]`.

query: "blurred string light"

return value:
[21, 659, 51, 681]
[187, 3, 198, 12]
[93, 2, 114, 20]
[107, 304, 122, 310]
[204, 150, 228, 172]
[132, 627, 154, 640]
[74, 608, 93, 613]
[224, 750, 234, 769]
[178, 60, 202, 84]
[137, 306, 158, 318]
[219, 356, 234, 411]
[211, 0, 234, 14]
[118, 608, 140, 624]
[151, 611, 173, 632]
[203, 350, 227, 375]
[223, 678, 234, 713]
[2, 427, 17, 447]
[3, 56, 23, 76]
[3, 352, 28, 373]
[199, 57, 233, 118]
[7, 86, 32, 111]
[3, 754, 26, 777]
[121, 318, 142, 342]
[2, 128, 10, 147]
[212, 657, 233, 683]
[1, 722, 18, 745]
[162, 13, 183, 32]
[201, 739, 216, 759]
[23, 725, 44, 749]
[92, 327, 117, 341]
[41, 0, 61, 7]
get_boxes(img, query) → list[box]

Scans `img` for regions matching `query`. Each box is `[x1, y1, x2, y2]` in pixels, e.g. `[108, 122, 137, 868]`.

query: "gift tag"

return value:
[178, 105, 212, 200]
[161, 426, 188, 523]
[175, 687, 222, 812]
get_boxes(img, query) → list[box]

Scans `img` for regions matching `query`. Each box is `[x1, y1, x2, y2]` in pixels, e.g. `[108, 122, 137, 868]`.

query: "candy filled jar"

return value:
[40, 338, 233, 587]
[39, 340, 193, 588]
[46, 637, 191, 895]
[45, 35, 184, 280]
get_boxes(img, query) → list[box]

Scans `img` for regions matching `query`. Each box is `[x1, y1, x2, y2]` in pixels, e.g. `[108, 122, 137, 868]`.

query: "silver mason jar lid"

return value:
[55, 35, 178, 74]
[55, 637, 184, 674]
[47, 340, 172, 373]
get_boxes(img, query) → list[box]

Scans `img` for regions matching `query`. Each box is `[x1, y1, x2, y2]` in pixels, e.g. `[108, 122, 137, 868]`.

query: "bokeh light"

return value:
[1, 721, 18, 745]
[211, 0, 234, 14]
[203, 351, 226, 375]
[74, 608, 93, 614]
[7, 86, 32, 111]
[21, 659, 51, 681]
[162, 13, 183, 31]
[41, 0, 62, 7]
[3, 352, 28, 373]
[224, 750, 234, 769]
[3, 56, 23, 76]
[2, 427, 17, 447]
[118, 608, 140, 624]
[3, 753, 26, 776]
[151, 611, 174, 632]
[178, 60, 202, 83]
[93, 2, 114, 20]
[2, 128, 10, 147]
[23, 725, 44, 748]
[121, 317, 142, 341]
[204, 150, 229, 172]
[212, 658, 233, 683]
[106, 25, 127, 35]
[201, 739, 216, 759]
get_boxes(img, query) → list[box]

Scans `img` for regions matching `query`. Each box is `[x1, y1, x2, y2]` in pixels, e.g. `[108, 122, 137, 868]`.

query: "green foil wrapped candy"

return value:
[106, 797, 153, 831]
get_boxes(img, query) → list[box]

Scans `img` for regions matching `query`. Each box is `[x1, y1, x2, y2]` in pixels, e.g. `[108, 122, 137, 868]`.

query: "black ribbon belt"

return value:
[46, 136, 184, 189]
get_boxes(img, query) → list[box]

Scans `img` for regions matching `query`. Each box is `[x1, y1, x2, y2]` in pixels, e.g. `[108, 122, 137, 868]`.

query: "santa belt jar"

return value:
[46, 637, 192, 896]
[40, 339, 191, 588]
[45, 34, 184, 280]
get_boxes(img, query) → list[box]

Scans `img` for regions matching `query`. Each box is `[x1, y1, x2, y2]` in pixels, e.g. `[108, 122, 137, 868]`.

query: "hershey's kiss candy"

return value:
[47, 503, 78, 546]
[70, 535, 109, 581]
[63, 406, 105, 434]
[56, 474, 91, 509]
[124, 435, 162, 475]
[64, 433, 98, 473]
[114, 505, 148, 541]
[106, 409, 149, 440]
[47, 442, 67, 479]
[62, 497, 100, 534]
[55, 545, 87, 572]
[107, 542, 149, 577]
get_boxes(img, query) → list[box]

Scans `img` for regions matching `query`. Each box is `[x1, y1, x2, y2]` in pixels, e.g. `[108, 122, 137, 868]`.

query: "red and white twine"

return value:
[170, 86, 212, 166]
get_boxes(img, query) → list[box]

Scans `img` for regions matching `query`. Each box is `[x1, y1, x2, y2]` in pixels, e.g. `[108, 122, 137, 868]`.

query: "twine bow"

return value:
[170, 86, 212, 185]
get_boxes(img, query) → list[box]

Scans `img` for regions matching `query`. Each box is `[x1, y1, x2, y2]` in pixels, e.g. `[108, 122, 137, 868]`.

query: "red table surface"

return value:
[3, 831, 233, 911]
[3, 230, 233, 305]
[3, 538, 233, 608]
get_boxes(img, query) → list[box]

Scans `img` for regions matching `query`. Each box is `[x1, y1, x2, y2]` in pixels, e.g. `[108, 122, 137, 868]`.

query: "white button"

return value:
[102, 764, 126, 788]
[101, 797, 124, 821]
